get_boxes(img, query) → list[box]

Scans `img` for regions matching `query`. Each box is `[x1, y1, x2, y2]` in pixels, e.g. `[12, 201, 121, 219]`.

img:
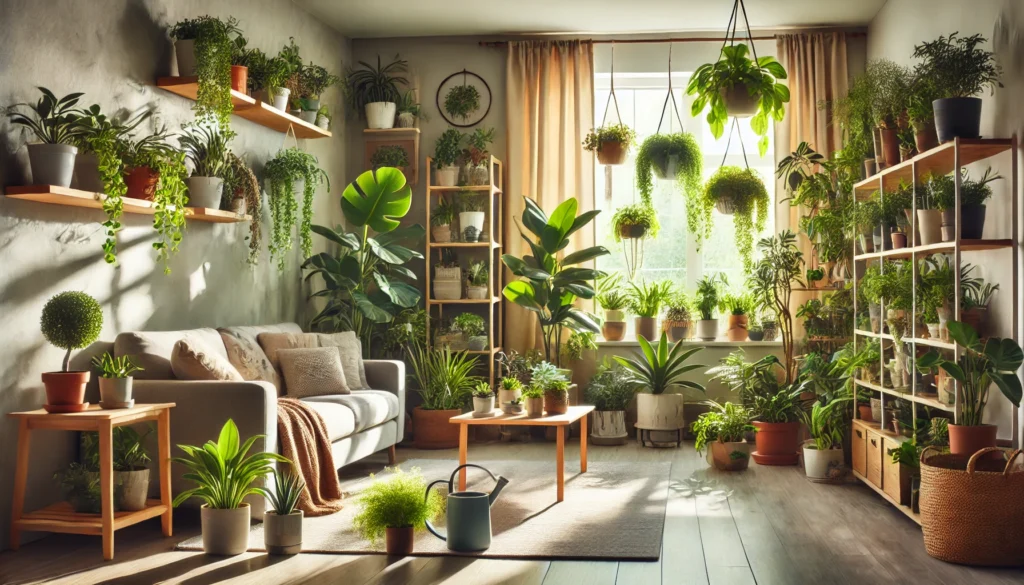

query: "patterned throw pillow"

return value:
[277, 347, 351, 398]
[257, 332, 320, 392]
[170, 338, 244, 381]
[318, 331, 368, 390]
[219, 329, 281, 389]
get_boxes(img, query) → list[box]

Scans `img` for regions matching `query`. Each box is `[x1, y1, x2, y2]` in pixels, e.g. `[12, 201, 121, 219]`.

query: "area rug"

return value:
[177, 458, 671, 560]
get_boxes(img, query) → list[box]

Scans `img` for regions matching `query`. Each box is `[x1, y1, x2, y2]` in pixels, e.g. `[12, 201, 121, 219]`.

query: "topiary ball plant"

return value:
[635, 132, 703, 205]
[694, 166, 769, 273]
[41, 291, 103, 372]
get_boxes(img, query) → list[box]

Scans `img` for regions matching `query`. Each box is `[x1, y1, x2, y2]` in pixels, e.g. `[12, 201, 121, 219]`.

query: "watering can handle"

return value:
[424, 479, 449, 541]
[447, 463, 501, 491]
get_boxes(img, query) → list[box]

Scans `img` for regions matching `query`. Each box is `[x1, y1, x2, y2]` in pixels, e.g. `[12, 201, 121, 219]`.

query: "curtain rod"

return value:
[479, 32, 865, 47]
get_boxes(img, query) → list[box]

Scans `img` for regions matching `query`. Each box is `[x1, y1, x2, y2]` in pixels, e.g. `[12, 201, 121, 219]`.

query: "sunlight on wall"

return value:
[190, 262, 210, 301]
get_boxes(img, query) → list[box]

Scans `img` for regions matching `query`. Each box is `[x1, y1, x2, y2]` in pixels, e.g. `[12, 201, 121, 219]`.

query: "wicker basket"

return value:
[434, 266, 462, 281]
[433, 280, 462, 300]
[920, 446, 1024, 566]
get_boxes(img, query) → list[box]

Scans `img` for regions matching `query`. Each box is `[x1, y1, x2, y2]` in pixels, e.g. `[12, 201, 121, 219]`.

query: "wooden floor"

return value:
[3, 440, 1024, 585]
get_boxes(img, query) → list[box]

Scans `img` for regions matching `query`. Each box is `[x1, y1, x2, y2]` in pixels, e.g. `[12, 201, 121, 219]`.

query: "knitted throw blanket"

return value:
[277, 397, 345, 516]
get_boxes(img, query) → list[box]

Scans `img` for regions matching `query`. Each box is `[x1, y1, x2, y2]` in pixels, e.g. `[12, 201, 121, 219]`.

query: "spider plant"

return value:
[615, 332, 706, 395]
[268, 468, 305, 515]
[343, 54, 409, 116]
[406, 341, 481, 410]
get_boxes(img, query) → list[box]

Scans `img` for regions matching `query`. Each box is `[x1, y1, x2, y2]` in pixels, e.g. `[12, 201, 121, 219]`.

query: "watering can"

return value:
[425, 464, 509, 552]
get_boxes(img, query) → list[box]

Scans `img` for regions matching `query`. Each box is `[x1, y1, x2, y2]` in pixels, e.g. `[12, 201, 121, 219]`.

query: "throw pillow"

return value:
[170, 338, 244, 381]
[219, 329, 281, 390]
[318, 332, 368, 390]
[257, 332, 320, 391]
[278, 347, 351, 398]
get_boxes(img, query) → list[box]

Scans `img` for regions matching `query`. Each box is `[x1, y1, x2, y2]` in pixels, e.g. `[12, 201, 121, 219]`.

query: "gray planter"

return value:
[117, 468, 150, 511]
[28, 143, 77, 187]
[187, 176, 224, 209]
[472, 395, 495, 417]
[264, 510, 303, 555]
[695, 319, 718, 341]
[201, 504, 251, 555]
[99, 376, 133, 409]
[298, 110, 317, 124]
[72, 152, 103, 192]
[174, 39, 197, 76]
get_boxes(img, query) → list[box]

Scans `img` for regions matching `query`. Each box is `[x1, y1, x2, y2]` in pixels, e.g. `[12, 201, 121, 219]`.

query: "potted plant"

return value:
[369, 144, 410, 174]
[692, 400, 755, 471]
[81, 425, 152, 511]
[907, 72, 941, 152]
[247, 50, 292, 110]
[929, 169, 1001, 241]
[663, 291, 692, 342]
[628, 280, 671, 342]
[407, 342, 479, 448]
[462, 127, 495, 186]
[635, 132, 703, 203]
[913, 175, 943, 245]
[865, 59, 912, 168]
[396, 90, 426, 128]
[497, 376, 522, 406]
[611, 203, 659, 241]
[229, 34, 256, 93]
[344, 55, 409, 129]
[750, 232, 804, 379]
[912, 32, 1002, 143]
[721, 291, 753, 342]
[315, 105, 332, 130]
[39, 291, 103, 413]
[277, 38, 304, 113]
[583, 123, 636, 165]
[264, 147, 329, 271]
[452, 313, 486, 351]
[169, 16, 238, 129]
[433, 250, 463, 301]
[222, 152, 263, 263]
[432, 128, 463, 187]
[178, 124, 229, 209]
[522, 384, 545, 417]
[750, 383, 805, 465]
[918, 321, 1023, 456]
[54, 463, 102, 513]
[297, 63, 340, 122]
[503, 398, 524, 415]
[355, 467, 443, 555]
[692, 166, 769, 272]
[172, 419, 287, 555]
[531, 361, 569, 416]
[91, 352, 143, 409]
[747, 322, 764, 342]
[693, 274, 724, 341]
[962, 280, 998, 338]
[687, 43, 788, 157]
[470, 382, 496, 417]
[806, 267, 826, 289]
[597, 282, 628, 342]
[264, 469, 305, 555]
[801, 398, 848, 481]
[7, 87, 85, 187]
[431, 198, 455, 243]
[466, 260, 489, 299]
[584, 359, 638, 446]
[456, 191, 486, 242]
[443, 83, 481, 121]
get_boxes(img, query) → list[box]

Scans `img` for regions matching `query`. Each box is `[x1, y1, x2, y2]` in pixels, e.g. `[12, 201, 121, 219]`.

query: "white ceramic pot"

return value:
[468, 336, 488, 351]
[316, 115, 330, 130]
[434, 166, 459, 187]
[498, 388, 521, 406]
[116, 468, 150, 511]
[926, 323, 940, 339]
[397, 112, 416, 128]
[467, 285, 488, 299]
[695, 319, 718, 341]
[365, 102, 397, 129]
[27, 143, 77, 187]
[917, 209, 942, 245]
[187, 176, 224, 209]
[591, 410, 628, 446]
[174, 38, 197, 76]
[264, 510, 303, 555]
[802, 442, 844, 481]
[459, 211, 485, 242]
[298, 110, 317, 124]
[636, 393, 685, 432]
[72, 152, 103, 192]
[201, 503, 251, 555]
[472, 395, 495, 417]
[99, 377, 133, 408]
[271, 87, 291, 111]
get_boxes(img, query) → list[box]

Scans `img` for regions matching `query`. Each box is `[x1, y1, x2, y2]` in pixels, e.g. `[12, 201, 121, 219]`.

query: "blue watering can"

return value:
[425, 464, 509, 552]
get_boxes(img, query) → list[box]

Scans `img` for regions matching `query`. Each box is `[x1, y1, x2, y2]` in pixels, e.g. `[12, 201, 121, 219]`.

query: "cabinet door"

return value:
[851, 423, 867, 476]
[866, 429, 884, 488]
[883, 437, 911, 505]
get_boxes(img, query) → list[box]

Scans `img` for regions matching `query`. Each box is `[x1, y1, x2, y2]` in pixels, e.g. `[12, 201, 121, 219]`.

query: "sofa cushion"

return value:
[115, 328, 226, 380]
[303, 390, 399, 433]
[257, 332, 319, 393]
[278, 347, 351, 398]
[301, 400, 357, 442]
[218, 329, 282, 390]
[170, 338, 244, 381]
[318, 332, 368, 390]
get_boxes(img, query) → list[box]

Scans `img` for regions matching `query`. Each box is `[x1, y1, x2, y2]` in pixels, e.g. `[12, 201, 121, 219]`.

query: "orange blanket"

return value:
[277, 398, 345, 516]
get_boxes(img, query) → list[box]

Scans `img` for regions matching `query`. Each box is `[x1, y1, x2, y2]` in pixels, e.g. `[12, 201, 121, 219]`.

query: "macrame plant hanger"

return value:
[655, 43, 686, 139]
[280, 123, 299, 152]
[603, 43, 641, 281]
[714, 0, 757, 215]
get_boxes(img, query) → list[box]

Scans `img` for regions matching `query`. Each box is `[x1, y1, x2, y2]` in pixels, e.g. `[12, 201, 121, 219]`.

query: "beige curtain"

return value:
[505, 40, 595, 356]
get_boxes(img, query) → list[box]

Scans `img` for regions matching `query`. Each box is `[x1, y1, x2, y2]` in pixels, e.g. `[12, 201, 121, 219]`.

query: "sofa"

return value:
[88, 322, 404, 517]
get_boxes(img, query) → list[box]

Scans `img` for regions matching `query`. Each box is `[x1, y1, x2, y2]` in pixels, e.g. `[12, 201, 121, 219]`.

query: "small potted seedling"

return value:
[431, 198, 456, 243]
[522, 384, 545, 418]
[472, 382, 496, 418]
[265, 468, 306, 555]
[466, 260, 489, 299]
[433, 129, 462, 187]
[497, 376, 522, 406]
[452, 313, 487, 351]
[92, 352, 144, 409]
[315, 105, 331, 130]
[353, 467, 442, 556]
[806, 267, 826, 289]
[40, 291, 104, 413]
[502, 397, 524, 415]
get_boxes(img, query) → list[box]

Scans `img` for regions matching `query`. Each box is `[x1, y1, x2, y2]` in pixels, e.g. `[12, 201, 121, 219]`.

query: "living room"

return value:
[2, 0, 1024, 583]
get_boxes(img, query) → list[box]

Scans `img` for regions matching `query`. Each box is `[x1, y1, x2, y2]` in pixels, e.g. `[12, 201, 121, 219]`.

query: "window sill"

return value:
[597, 339, 783, 348]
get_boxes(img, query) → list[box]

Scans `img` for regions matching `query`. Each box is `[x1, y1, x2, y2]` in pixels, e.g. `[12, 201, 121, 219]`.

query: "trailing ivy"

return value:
[151, 152, 189, 274]
[264, 148, 329, 271]
[170, 16, 238, 130]
[223, 152, 263, 265]
[635, 132, 703, 207]
[696, 166, 769, 272]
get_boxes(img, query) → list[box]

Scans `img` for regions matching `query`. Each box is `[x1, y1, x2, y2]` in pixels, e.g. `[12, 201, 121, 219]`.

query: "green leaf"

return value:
[217, 420, 239, 460]
[946, 321, 981, 351]
[521, 197, 548, 238]
[340, 168, 412, 233]
[352, 291, 393, 323]
[311, 224, 360, 250]
[547, 198, 578, 239]
[502, 280, 543, 312]
[562, 246, 609, 266]
[374, 223, 425, 247]
[984, 337, 1024, 371]
[939, 362, 966, 383]
[374, 273, 421, 308]
[992, 372, 1023, 407]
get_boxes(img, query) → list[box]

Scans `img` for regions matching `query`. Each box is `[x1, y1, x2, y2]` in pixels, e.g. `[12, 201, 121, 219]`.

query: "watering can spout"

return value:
[488, 476, 509, 506]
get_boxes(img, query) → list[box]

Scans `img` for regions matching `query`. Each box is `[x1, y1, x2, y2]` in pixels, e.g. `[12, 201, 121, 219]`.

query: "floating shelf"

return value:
[854, 378, 955, 412]
[363, 128, 420, 136]
[464, 346, 503, 355]
[5, 185, 251, 223]
[854, 138, 1013, 196]
[156, 77, 331, 139]
[427, 297, 501, 305]
[854, 239, 1013, 261]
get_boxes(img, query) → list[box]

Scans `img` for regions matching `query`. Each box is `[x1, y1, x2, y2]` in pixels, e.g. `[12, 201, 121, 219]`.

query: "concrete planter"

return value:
[365, 101, 397, 129]
[201, 504, 251, 555]
[98, 376, 133, 409]
[695, 319, 718, 341]
[28, 143, 77, 187]
[265, 510, 303, 555]
[116, 468, 150, 511]
[802, 442, 844, 481]
[917, 209, 942, 245]
[636, 393, 685, 432]
[299, 110, 317, 123]
[397, 112, 416, 128]
[468, 336, 488, 351]
[186, 176, 224, 209]
[467, 285, 488, 299]
[174, 38, 197, 76]
[472, 395, 495, 417]
[497, 388, 520, 406]
[590, 410, 627, 445]
[72, 152, 103, 192]
[525, 396, 545, 418]
[434, 166, 459, 187]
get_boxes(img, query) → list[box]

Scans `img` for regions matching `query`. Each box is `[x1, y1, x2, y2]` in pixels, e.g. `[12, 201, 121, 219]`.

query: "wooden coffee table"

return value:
[449, 405, 594, 502]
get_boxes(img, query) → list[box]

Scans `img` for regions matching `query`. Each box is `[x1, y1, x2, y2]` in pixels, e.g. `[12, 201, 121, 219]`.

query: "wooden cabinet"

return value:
[851, 422, 867, 476]
[883, 436, 912, 505]
[865, 428, 884, 489]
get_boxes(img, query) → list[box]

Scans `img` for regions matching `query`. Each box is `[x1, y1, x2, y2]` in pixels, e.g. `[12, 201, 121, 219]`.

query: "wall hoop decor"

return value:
[437, 69, 492, 127]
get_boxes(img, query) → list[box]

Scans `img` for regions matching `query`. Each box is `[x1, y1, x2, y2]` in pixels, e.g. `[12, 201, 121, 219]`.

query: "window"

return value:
[594, 72, 775, 291]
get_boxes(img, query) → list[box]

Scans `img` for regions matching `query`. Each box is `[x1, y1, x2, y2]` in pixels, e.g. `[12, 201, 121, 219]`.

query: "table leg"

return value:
[556, 425, 565, 502]
[580, 414, 588, 473]
[99, 420, 114, 561]
[158, 408, 173, 537]
[458, 424, 468, 491]
[9, 419, 31, 550]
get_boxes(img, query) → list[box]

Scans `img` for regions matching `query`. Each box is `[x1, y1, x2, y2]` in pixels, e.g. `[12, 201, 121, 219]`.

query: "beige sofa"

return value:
[90, 322, 404, 517]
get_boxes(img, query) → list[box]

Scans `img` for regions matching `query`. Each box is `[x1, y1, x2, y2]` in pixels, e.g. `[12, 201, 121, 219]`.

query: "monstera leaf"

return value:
[341, 167, 412, 233]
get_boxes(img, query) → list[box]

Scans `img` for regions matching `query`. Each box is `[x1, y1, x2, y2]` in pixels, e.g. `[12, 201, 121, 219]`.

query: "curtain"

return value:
[505, 40, 595, 356]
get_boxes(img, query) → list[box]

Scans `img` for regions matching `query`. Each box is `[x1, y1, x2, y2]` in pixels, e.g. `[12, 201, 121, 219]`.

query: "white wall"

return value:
[0, 0, 350, 548]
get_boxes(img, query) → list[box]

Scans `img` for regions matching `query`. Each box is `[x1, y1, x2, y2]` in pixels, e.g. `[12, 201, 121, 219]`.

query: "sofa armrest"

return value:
[133, 380, 278, 517]
[364, 359, 406, 442]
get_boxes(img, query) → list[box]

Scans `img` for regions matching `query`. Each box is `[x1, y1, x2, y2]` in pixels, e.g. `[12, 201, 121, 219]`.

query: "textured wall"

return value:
[0, 0, 350, 547]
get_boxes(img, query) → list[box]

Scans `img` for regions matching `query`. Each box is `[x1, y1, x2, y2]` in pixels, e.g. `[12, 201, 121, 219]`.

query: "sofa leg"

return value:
[388, 444, 396, 465]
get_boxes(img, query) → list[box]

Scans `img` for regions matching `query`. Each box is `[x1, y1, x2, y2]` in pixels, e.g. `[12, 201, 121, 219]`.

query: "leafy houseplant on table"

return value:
[497, 376, 523, 409]
[344, 54, 409, 129]
[169, 16, 238, 129]
[431, 197, 456, 243]
[456, 190, 486, 242]
[172, 419, 288, 556]
[406, 341, 480, 448]
[694, 166, 769, 272]
[432, 128, 463, 187]
[693, 274, 724, 341]
[912, 32, 1002, 143]
[452, 312, 487, 351]
[466, 260, 489, 299]
[663, 290, 693, 342]
[81, 425, 151, 511]
[721, 290, 754, 342]
[462, 127, 495, 186]
[6, 87, 85, 187]
[265, 148, 329, 271]
[596, 275, 629, 342]
[628, 279, 672, 342]
[265, 469, 306, 555]
[692, 400, 755, 471]
[501, 197, 609, 365]
[354, 466, 443, 555]
[369, 144, 410, 172]
[917, 321, 1023, 456]
[611, 202, 659, 241]
[472, 382, 496, 417]
[178, 124, 231, 209]
[584, 359, 640, 445]
[522, 383, 546, 418]
[444, 83, 481, 122]
[396, 90, 426, 128]
[296, 62, 340, 122]
[531, 361, 570, 416]
[801, 397, 850, 480]
[583, 123, 636, 165]
[92, 352, 143, 409]
[635, 132, 703, 204]
[40, 291, 103, 412]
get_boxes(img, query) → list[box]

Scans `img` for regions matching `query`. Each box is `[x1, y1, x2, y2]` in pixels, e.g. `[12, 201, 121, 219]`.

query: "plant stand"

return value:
[8, 403, 176, 560]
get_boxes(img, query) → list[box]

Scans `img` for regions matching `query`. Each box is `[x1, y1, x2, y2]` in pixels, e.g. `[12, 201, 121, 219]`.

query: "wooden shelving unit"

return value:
[425, 155, 505, 387]
[851, 136, 1019, 519]
[156, 77, 331, 139]
[4, 185, 251, 223]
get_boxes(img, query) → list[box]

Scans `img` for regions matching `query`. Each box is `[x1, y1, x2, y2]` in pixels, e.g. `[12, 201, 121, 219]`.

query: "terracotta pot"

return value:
[230, 65, 248, 93]
[948, 424, 998, 457]
[412, 406, 461, 449]
[858, 404, 874, 422]
[711, 440, 751, 471]
[41, 371, 90, 413]
[124, 166, 159, 200]
[751, 421, 800, 465]
[602, 321, 626, 341]
[891, 232, 907, 249]
[635, 317, 658, 342]
[385, 526, 414, 555]
[726, 314, 748, 341]
[544, 391, 568, 415]
[878, 126, 900, 167]
[914, 122, 938, 153]
[596, 140, 628, 165]
[618, 223, 648, 240]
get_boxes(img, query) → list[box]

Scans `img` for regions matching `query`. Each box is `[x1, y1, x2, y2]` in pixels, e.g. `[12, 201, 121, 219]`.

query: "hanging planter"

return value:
[264, 147, 329, 272]
[692, 166, 769, 273]
[583, 124, 635, 166]
[611, 203, 658, 241]
[636, 133, 703, 198]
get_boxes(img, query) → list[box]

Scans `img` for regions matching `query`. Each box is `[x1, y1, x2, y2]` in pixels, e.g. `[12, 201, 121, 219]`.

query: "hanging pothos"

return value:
[635, 132, 703, 208]
[694, 166, 769, 272]
[264, 147, 329, 271]
[169, 16, 238, 130]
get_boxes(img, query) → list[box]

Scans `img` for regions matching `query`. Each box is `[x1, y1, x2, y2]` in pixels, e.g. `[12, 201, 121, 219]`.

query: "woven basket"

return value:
[433, 280, 462, 300]
[435, 266, 462, 281]
[920, 446, 1024, 566]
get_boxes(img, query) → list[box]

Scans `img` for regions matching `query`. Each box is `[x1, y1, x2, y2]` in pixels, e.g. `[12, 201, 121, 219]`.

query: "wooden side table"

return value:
[8, 403, 176, 560]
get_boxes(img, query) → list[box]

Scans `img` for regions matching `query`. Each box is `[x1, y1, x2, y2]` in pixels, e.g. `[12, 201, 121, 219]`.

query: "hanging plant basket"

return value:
[721, 83, 760, 117]
[611, 202, 659, 242]
[692, 166, 769, 272]
[618, 223, 648, 240]
[715, 194, 737, 215]
[598, 141, 629, 165]
[636, 133, 703, 201]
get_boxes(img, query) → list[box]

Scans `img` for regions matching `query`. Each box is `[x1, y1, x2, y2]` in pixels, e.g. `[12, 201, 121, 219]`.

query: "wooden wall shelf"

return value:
[5, 185, 251, 224]
[155, 77, 331, 139]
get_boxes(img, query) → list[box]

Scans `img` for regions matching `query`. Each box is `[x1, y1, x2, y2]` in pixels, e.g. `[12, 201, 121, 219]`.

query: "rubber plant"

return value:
[222, 152, 262, 265]
[264, 147, 329, 271]
[169, 16, 239, 130]
[694, 166, 769, 272]
[302, 167, 424, 355]
[635, 132, 703, 205]
[611, 202, 659, 241]
[686, 43, 789, 157]
[369, 144, 409, 169]
[443, 84, 481, 121]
